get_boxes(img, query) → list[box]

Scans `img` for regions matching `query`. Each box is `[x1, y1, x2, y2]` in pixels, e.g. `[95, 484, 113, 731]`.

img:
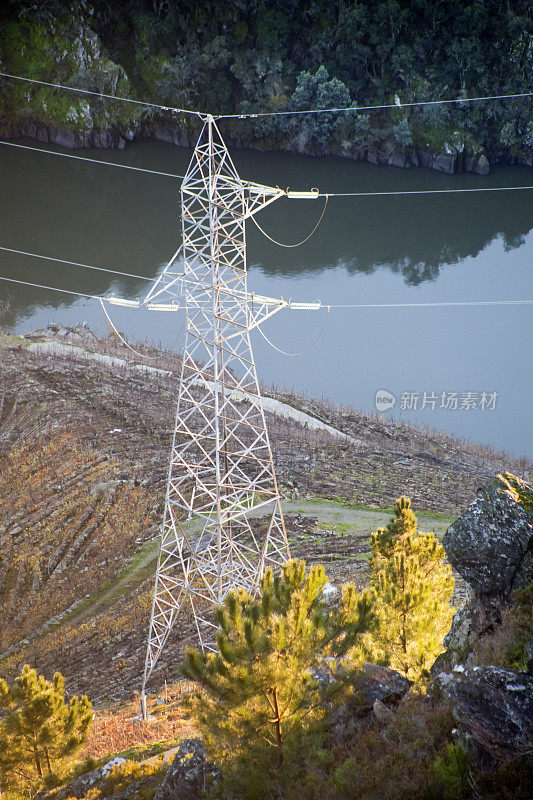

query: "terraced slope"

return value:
[0, 324, 529, 703]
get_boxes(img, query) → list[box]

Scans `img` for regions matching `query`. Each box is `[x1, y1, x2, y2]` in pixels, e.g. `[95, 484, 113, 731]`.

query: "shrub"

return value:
[182, 559, 375, 798]
[0, 665, 92, 791]
[365, 496, 455, 680]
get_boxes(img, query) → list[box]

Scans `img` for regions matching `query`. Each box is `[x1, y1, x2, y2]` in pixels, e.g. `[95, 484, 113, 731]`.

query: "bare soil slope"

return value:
[1, 325, 530, 703]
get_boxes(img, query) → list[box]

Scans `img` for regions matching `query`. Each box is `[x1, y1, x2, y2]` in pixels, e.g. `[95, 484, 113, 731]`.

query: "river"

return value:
[1, 136, 532, 457]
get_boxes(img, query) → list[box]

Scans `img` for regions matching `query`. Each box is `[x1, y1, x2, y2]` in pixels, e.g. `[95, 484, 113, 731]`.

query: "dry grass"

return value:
[0, 433, 156, 651]
[317, 693, 454, 800]
[80, 686, 198, 762]
[470, 585, 533, 672]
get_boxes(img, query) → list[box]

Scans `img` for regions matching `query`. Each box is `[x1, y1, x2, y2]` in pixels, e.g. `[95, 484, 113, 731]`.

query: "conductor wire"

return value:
[256, 306, 330, 357]
[251, 195, 328, 247]
[0, 71, 202, 117]
[0, 245, 153, 281]
[0, 140, 184, 178]
[221, 91, 533, 119]
[99, 297, 169, 360]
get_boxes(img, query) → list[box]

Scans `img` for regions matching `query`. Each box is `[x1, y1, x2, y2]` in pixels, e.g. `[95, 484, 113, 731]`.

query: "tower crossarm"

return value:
[238, 180, 319, 219]
[139, 284, 321, 328]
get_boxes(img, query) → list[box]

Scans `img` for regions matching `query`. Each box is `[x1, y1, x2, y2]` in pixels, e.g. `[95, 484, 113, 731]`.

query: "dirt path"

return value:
[66, 500, 454, 626]
[261, 499, 452, 535]
[26, 339, 361, 444]
[140, 744, 180, 767]
[1, 496, 455, 661]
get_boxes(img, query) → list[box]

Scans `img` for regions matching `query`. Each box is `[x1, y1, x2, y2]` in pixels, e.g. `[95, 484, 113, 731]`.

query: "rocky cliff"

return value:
[2, 3, 531, 174]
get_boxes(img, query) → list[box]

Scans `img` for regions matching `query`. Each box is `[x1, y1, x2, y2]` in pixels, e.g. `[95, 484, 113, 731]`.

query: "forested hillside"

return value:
[0, 1, 532, 165]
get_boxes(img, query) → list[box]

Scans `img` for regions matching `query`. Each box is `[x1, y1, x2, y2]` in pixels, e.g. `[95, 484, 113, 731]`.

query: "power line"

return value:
[222, 91, 533, 119]
[0, 274, 99, 299]
[327, 300, 533, 308]
[0, 245, 155, 282]
[1, 273, 531, 310]
[247, 184, 533, 249]
[3, 71, 530, 122]
[0, 140, 184, 178]
[0, 71, 202, 117]
[3, 140, 532, 199]
[257, 307, 330, 356]
[98, 297, 163, 359]
[251, 195, 328, 247]
[319, 185, 533, 198]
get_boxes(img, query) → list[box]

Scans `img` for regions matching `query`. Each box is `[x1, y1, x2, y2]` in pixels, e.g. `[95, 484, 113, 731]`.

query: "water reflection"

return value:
[247, 185, 533, 285]
[1, 139, 532, 455]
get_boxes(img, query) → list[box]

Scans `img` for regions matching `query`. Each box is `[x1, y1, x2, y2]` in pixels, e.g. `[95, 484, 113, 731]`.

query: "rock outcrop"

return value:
[433, 666, 533, 767]
[154, 738, 220, 800]
[444, 474, 532, 598]
[326, 662, 412, 740]
[441, 474, 533, 664]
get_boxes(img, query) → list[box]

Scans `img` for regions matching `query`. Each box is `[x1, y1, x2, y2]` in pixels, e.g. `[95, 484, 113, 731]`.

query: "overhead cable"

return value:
[0, 71, 202, 117]
[98, 297, 162, 359]
[319, 186, 533, 198]
[0, 274, 99, 299]
[0, 245, 154, 282]
[251, 195, 328, 247]
[256, 307, 330, 356]
[0, 140, 184, 178]
[327, 300, 533, 308]
[3, 141, 532, 198]
[1, 274, 532, 310]
[99, 296, 186, 359]
[222, 91, 533, 119]
[3, 72, 530, 124]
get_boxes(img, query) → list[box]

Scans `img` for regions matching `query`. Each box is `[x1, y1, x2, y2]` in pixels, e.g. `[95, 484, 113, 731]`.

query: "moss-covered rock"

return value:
[0, 3, 144, 147]
[443, 474, 532, 598]
[438, 475, 533, 672]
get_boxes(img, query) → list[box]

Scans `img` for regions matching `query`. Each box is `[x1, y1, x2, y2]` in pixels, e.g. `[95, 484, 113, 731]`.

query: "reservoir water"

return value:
[1, 137, 532, 457]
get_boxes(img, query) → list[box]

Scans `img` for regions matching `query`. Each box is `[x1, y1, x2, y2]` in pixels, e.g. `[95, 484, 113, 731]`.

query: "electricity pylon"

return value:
[139, 115, 318, 714]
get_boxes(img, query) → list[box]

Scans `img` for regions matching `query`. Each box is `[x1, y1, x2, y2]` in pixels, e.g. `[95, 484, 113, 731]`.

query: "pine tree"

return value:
[182, 559, 374, 795]
[367, 496, 454, 680]
[0, 664, 92, 789]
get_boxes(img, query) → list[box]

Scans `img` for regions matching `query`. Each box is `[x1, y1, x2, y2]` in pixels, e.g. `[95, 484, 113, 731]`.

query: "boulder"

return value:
[473, 154, 490, 175]
[432, 666, 533, 767]
[52, 129, 81, 149]
[89, 130, 116, 149]
[440, 590, 503, 661]
[386, 152, 407, 168]
[441, 475, 532, 662]
[154, 738, 220, 800]
[350, 662, 413, 714]
[326, 662, 412, 740]
[34, 766, 102, 799]
[433, 154, 456, 174]
[444, 475, 532, 598]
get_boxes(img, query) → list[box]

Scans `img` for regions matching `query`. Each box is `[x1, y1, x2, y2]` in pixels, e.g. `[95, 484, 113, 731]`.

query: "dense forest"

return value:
[0, 1, 532, 163]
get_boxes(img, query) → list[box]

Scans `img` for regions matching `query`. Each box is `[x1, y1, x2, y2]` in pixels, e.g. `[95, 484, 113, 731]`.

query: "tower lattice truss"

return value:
[140, 117, 317, 694]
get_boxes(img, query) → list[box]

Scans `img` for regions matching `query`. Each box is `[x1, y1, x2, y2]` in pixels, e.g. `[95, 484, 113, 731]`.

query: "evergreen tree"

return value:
[0, 664, 92, 789]
[367, 496, 454, 680]
[182, 559, 374, 795]
[289, 65, 353, 146]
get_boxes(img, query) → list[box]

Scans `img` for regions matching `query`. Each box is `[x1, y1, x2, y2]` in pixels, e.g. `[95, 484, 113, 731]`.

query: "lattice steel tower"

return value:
[139, 116, 318, 711]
